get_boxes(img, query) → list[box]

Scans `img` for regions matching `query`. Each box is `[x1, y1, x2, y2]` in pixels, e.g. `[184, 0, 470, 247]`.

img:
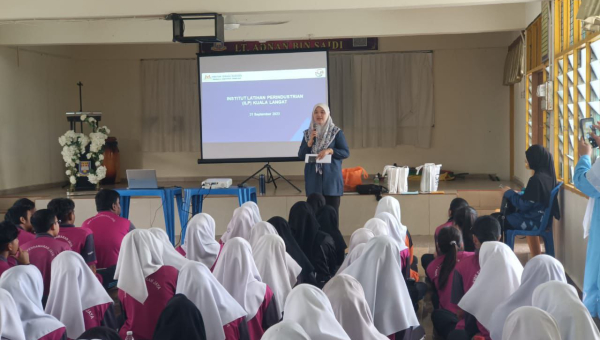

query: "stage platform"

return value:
[0, 176, 519, 245]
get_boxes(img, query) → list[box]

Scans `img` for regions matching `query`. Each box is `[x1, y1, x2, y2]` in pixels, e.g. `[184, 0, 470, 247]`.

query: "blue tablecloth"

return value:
[114, 187, 184, 245]
[180, 186, 257, 243]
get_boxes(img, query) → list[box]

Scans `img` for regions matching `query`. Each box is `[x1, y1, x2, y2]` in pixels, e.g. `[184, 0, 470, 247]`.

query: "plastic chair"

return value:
[505, 182, 562, 257]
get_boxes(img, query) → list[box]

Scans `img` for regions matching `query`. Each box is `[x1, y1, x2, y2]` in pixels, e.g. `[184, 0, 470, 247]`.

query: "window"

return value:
[547, 0, 600, 188]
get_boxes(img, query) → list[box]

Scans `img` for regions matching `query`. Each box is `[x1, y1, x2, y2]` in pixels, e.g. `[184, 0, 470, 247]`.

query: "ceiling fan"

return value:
[223, 15, 289, 30]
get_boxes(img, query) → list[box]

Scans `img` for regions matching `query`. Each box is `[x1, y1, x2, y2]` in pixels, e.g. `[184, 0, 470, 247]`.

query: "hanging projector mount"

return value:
[166, 13, 224, 43]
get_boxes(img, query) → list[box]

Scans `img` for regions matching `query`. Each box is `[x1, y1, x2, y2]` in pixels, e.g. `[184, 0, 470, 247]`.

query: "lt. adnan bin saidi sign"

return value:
[199, 38, 378, 54]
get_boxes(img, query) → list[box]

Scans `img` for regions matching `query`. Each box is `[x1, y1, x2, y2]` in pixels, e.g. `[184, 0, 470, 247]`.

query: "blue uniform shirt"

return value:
[298, 130, 350, 197]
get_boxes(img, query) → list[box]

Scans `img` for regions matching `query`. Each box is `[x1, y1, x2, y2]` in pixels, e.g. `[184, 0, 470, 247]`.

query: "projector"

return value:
[201, 178, 233, 189]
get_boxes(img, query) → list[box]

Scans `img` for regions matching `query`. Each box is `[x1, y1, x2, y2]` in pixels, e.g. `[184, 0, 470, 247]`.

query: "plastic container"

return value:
[125, 331, 134, 340]
[259, 174, 266, 195]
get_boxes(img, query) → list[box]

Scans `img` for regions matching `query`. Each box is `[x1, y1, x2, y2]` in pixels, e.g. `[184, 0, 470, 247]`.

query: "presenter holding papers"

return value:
[298, 103, 349, 215]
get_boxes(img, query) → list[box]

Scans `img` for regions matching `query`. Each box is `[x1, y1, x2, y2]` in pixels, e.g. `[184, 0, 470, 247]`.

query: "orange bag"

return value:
[342, 167, 368, 192]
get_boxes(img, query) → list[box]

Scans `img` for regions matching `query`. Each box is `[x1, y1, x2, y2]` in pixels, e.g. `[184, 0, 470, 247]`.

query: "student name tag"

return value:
[305, 154, 332, 164]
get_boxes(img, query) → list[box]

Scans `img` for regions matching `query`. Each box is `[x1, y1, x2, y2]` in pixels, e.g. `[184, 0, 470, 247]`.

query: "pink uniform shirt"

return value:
[22, 234, 71, 297]
[82, 211, 131, 269]
[57, 224, 96, 265]
[426, 251, 475, 313]
[118, 265, 178, 340]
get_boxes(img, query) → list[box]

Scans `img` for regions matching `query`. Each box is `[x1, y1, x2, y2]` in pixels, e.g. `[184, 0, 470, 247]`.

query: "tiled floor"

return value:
[411, 236, 534, 340]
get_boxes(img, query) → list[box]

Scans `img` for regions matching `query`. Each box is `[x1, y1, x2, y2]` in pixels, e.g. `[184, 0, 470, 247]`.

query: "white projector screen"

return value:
[198, 50, 329, 163]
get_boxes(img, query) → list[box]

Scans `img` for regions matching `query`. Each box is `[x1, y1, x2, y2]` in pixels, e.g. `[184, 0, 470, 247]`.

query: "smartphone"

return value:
[580, 118, 599, 148]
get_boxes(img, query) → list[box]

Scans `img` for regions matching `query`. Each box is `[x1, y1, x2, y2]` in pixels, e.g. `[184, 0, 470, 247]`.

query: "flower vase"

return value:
[95, 183, 100, 191]
[69, 183, 76, 193]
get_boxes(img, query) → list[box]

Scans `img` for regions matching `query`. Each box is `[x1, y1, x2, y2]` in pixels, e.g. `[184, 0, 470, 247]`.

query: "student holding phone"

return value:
[575, 122, 600, 317]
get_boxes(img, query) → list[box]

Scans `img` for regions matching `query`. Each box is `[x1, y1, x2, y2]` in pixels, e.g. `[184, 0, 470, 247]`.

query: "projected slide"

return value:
[199, 51, 328, 161]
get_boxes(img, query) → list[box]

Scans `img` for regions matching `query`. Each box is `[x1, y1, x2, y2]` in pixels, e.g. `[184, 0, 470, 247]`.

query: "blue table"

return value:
[180, 186, 257, 242]
[114, 188, 184, 245]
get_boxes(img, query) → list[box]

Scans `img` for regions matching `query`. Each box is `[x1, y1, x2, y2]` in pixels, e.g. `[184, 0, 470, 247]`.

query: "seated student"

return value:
[376, 212, 410, 274]
[253, 235, 302, 318]
[452, 206, 478, 252]
[341, 237, 423, 340]
[267, 216, 317, 286]
[316, 205, 347, 266]
[0, 221, 30, 276]
[488, 255, 566, 340]
[289, 202, 337, 287]
[284, 284, 350, 340]
[213, 237, 279, 340]
[148, 228, 189, 271]
[533, 281, 600, 340]
[0, 288, 27, 340]
[306, 192, 326, 214]
[429, 227, 475, 336]
[336, 243, 366, 274]
[176, 213, 222, 270]
[81, 189, 134, 285]
[152, 294, 207, 340]
[21, 209, 71, 302]
[0, 265, 67, 340]
[4, 204, 36, 245]
[502, 306, 561, 340]
[364, 217, 389, 237]
[445, 216, 502, 340]
[47, 198, 97, 274]
[221, 206, 255, 244]
[45, 251, 117, 339]
[177, 261, 249, 340]
[261, 320, 311, 340]
[500, 145, 559, 257]
[324, 274, 388, 339]
[115, 230, 178, 340]
[456, 241, 524, 340]
[241, 201, 262, 225]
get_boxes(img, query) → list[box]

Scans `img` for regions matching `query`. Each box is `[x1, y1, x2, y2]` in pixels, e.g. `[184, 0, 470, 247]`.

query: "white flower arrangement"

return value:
[59, 116, 111, 186]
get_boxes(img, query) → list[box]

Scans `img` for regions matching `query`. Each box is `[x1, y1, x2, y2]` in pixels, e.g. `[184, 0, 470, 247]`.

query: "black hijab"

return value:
[288, 202, 327, 263]
[268, 216, 315, 274]
[78, 327, 121, 340]
[316, 205, 347, 266]
[153, 294, 207, 340]
[523, 145, 560, 219]
[307, 193, 326, 214]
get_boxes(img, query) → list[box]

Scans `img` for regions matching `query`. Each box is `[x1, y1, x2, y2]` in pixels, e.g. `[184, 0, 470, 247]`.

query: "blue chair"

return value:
[505, 182, 562, 257]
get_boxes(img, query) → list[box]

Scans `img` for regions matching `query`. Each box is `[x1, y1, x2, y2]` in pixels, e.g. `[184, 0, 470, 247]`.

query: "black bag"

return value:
[356, 184, 389, 201]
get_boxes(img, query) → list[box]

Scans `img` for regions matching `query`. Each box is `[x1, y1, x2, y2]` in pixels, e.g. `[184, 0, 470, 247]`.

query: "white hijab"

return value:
[533, 281, 600, 340]
[502, 306, 561, 340]
[176, 261, 247, 340]
[489, 255, 566, 340]
[0, 288, 26, 340]
[114, 229, 166, 303]
[221, 207, 255, 243]
[348, 228, 374, 254]
[253, 234, 301, 318]
[262, 320, 311, 340]
[363, 218, 389, 237]
[182, 213, 220, 268]
[249, 221, 278, 249]
[284, 284, 350, 340]
[375, 212, 408, 251]
[375, 196, 407, 236]
[324, 274, 388, 340]
[242, 201, 262, 225]
[341, 236, 419, 336]
[0, 266, 65, 340]
[336, 243, 366, 274]
[45, 251, 113, 339]
[212, 237, 267, 320]
[458, 241, 524, 329]
[148, 227, 189, 270]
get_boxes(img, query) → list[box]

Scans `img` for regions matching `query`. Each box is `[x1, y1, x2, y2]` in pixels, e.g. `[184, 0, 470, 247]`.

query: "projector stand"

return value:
[239, 163, 302, 193]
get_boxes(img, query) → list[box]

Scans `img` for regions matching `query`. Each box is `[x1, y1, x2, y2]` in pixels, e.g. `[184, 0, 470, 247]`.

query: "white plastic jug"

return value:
[416, 163, 442, 193]
[382, 165, 409, 194]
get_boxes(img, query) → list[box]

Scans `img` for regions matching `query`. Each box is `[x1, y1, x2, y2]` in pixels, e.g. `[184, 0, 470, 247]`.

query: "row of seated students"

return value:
[1, 189, 598, 340]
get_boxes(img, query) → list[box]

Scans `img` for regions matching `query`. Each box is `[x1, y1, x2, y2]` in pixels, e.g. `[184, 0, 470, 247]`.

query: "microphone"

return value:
[312, 123, 317, 144]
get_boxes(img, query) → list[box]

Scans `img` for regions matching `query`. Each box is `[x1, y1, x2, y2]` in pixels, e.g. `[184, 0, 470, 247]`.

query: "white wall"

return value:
[0, 47, 77, 191]
[51, 32, 512, 182]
